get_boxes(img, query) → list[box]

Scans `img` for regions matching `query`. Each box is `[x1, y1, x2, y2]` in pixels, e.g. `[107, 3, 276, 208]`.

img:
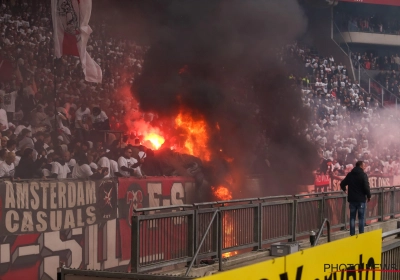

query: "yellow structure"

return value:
[201, 229, 382, 280]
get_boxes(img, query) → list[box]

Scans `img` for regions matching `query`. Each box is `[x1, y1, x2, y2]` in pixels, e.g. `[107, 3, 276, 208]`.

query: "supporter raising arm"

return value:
[118, 147, 143, 178]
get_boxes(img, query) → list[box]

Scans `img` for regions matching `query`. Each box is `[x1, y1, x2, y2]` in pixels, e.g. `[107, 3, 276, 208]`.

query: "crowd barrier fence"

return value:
[131, 186, 400, 273]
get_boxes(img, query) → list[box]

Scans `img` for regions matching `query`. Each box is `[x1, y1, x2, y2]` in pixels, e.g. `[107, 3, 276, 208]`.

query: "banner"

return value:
[331, 173, 393, 191]
[117, 177, 196, 261]
[51, 0, 102, 83]
[0, 179, 117, 235]
[200, 230, 382, 279]
[314, 174, 330, 187]
[0, 177, 195, 280]
[310, 173, 397, 194]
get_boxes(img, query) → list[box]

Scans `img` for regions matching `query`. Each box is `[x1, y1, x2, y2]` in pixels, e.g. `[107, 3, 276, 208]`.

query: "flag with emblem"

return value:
[51, 0, 102, 83]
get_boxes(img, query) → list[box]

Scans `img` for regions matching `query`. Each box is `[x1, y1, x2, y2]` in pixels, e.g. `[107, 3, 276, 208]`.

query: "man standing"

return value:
[75, 101, 91, 142]
[340, 161, 371, 236]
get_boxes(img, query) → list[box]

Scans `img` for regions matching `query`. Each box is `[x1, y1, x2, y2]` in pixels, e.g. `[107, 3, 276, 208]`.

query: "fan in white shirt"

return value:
[98, 155, 112, 178]
[97, 150, 119, 178]
[50, 152, 71, 179]
[72, 152, 108, 179]
[0, 152, 16, 179]
[72, 163, 93, 179]
[75, 104, 91, 129]
[0, 107, 8, 130]
[63, 151, 77, 170]
[87, 153, 99, 171]
[117, 148, 143, 177]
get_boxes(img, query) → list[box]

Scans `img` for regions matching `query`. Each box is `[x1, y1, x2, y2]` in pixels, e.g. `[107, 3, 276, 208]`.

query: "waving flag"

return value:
[51, 0, 102, 83]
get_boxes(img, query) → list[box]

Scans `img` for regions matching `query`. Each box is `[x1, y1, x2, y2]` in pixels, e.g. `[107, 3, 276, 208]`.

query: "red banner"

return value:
[314, 174, 331, 187]
[340, 0, 400, 6]
[0, 177, 196, 280]
[117, 177, 195, 261]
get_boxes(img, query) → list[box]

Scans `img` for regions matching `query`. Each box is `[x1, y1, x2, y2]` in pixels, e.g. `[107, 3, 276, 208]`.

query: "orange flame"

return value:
[143, 132, 165, 150]
[212, 186, 232, 201]
[223, 251, 238, 258]
[175, 111, 211, 161]
[127, 119, 165, 150]
[212, 186, 237, 258]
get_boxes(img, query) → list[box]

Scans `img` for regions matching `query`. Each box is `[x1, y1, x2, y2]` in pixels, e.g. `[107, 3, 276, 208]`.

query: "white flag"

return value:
[51, 0, 102, 83]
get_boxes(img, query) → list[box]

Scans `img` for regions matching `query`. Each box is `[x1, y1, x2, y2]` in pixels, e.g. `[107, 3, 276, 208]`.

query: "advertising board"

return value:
[201, 230, 382, 280]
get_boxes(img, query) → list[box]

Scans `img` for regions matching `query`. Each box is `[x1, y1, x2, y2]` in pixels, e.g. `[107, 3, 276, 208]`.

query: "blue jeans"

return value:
[349, 202, 366, 236]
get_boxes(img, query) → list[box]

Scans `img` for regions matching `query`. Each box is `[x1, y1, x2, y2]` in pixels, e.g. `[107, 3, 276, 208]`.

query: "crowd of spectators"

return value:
[0, 0, 176, 180]
[286, 42, 400, 177]
[349, 52, 400, 100]
[351, 52, 400, 72]
[2, 0, 400, 182]
[335, 11, 400, 35]
[334, 6, 400, 91]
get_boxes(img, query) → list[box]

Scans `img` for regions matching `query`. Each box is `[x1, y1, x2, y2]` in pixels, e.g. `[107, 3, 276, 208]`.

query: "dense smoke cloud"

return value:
[357, 107, 400, 161]
[129, 0, 319, 194]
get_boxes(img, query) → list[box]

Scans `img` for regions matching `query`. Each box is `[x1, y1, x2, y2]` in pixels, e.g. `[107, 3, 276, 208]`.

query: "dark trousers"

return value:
[6, 112, 13, 122]
[349, 202, 366, 236]
[76, 128, 90, 142]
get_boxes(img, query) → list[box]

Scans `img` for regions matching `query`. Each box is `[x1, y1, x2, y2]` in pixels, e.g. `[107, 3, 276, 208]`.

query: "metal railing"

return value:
[313, 218, 331, 246]
[382, 228, 400, 280]
[358, 66, 400, 109]
[130, 186, 400, 273]
[58, 267, 195, 280]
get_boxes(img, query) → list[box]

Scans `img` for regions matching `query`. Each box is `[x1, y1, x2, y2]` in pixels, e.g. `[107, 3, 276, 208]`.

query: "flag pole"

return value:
[53, 58, 58, 137]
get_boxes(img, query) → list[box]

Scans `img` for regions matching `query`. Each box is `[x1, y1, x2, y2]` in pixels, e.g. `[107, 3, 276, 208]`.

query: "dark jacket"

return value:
[15, 157, 46, 179]
[141, 157, 163, 176]
[340, 166, 371, 203]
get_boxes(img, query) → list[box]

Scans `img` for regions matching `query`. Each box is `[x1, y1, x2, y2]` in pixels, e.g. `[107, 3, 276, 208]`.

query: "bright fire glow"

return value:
[212, 186, 237, 258]
[213, 186, 232, 201]
[143, 132, 165, 150]
[175, 111, 211, 161]
[223, 251, 238, 258]
[127, 119, 165, 150]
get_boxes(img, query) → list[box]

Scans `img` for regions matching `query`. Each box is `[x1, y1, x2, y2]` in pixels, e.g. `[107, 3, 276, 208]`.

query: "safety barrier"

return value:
[131, 186, 400, 273]
[382, 242, 400, 280]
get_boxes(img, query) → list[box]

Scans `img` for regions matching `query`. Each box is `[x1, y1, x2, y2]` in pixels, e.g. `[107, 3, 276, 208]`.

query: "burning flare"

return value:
[212, 186, 232, 201]
[126, 119, 165, 150]
[212, 186, 237, 258]
[143, 132, 165, 150]
[175, 111, 211, 161]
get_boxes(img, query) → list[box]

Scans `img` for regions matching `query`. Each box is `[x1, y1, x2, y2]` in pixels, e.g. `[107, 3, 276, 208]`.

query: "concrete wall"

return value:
[336, 32, 400, 46]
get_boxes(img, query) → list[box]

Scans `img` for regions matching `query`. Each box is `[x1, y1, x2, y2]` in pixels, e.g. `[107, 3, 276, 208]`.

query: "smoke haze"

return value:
[94, 0, 321, 195]
[358, 108, 400, 161]
[128, 0, 321, 195]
